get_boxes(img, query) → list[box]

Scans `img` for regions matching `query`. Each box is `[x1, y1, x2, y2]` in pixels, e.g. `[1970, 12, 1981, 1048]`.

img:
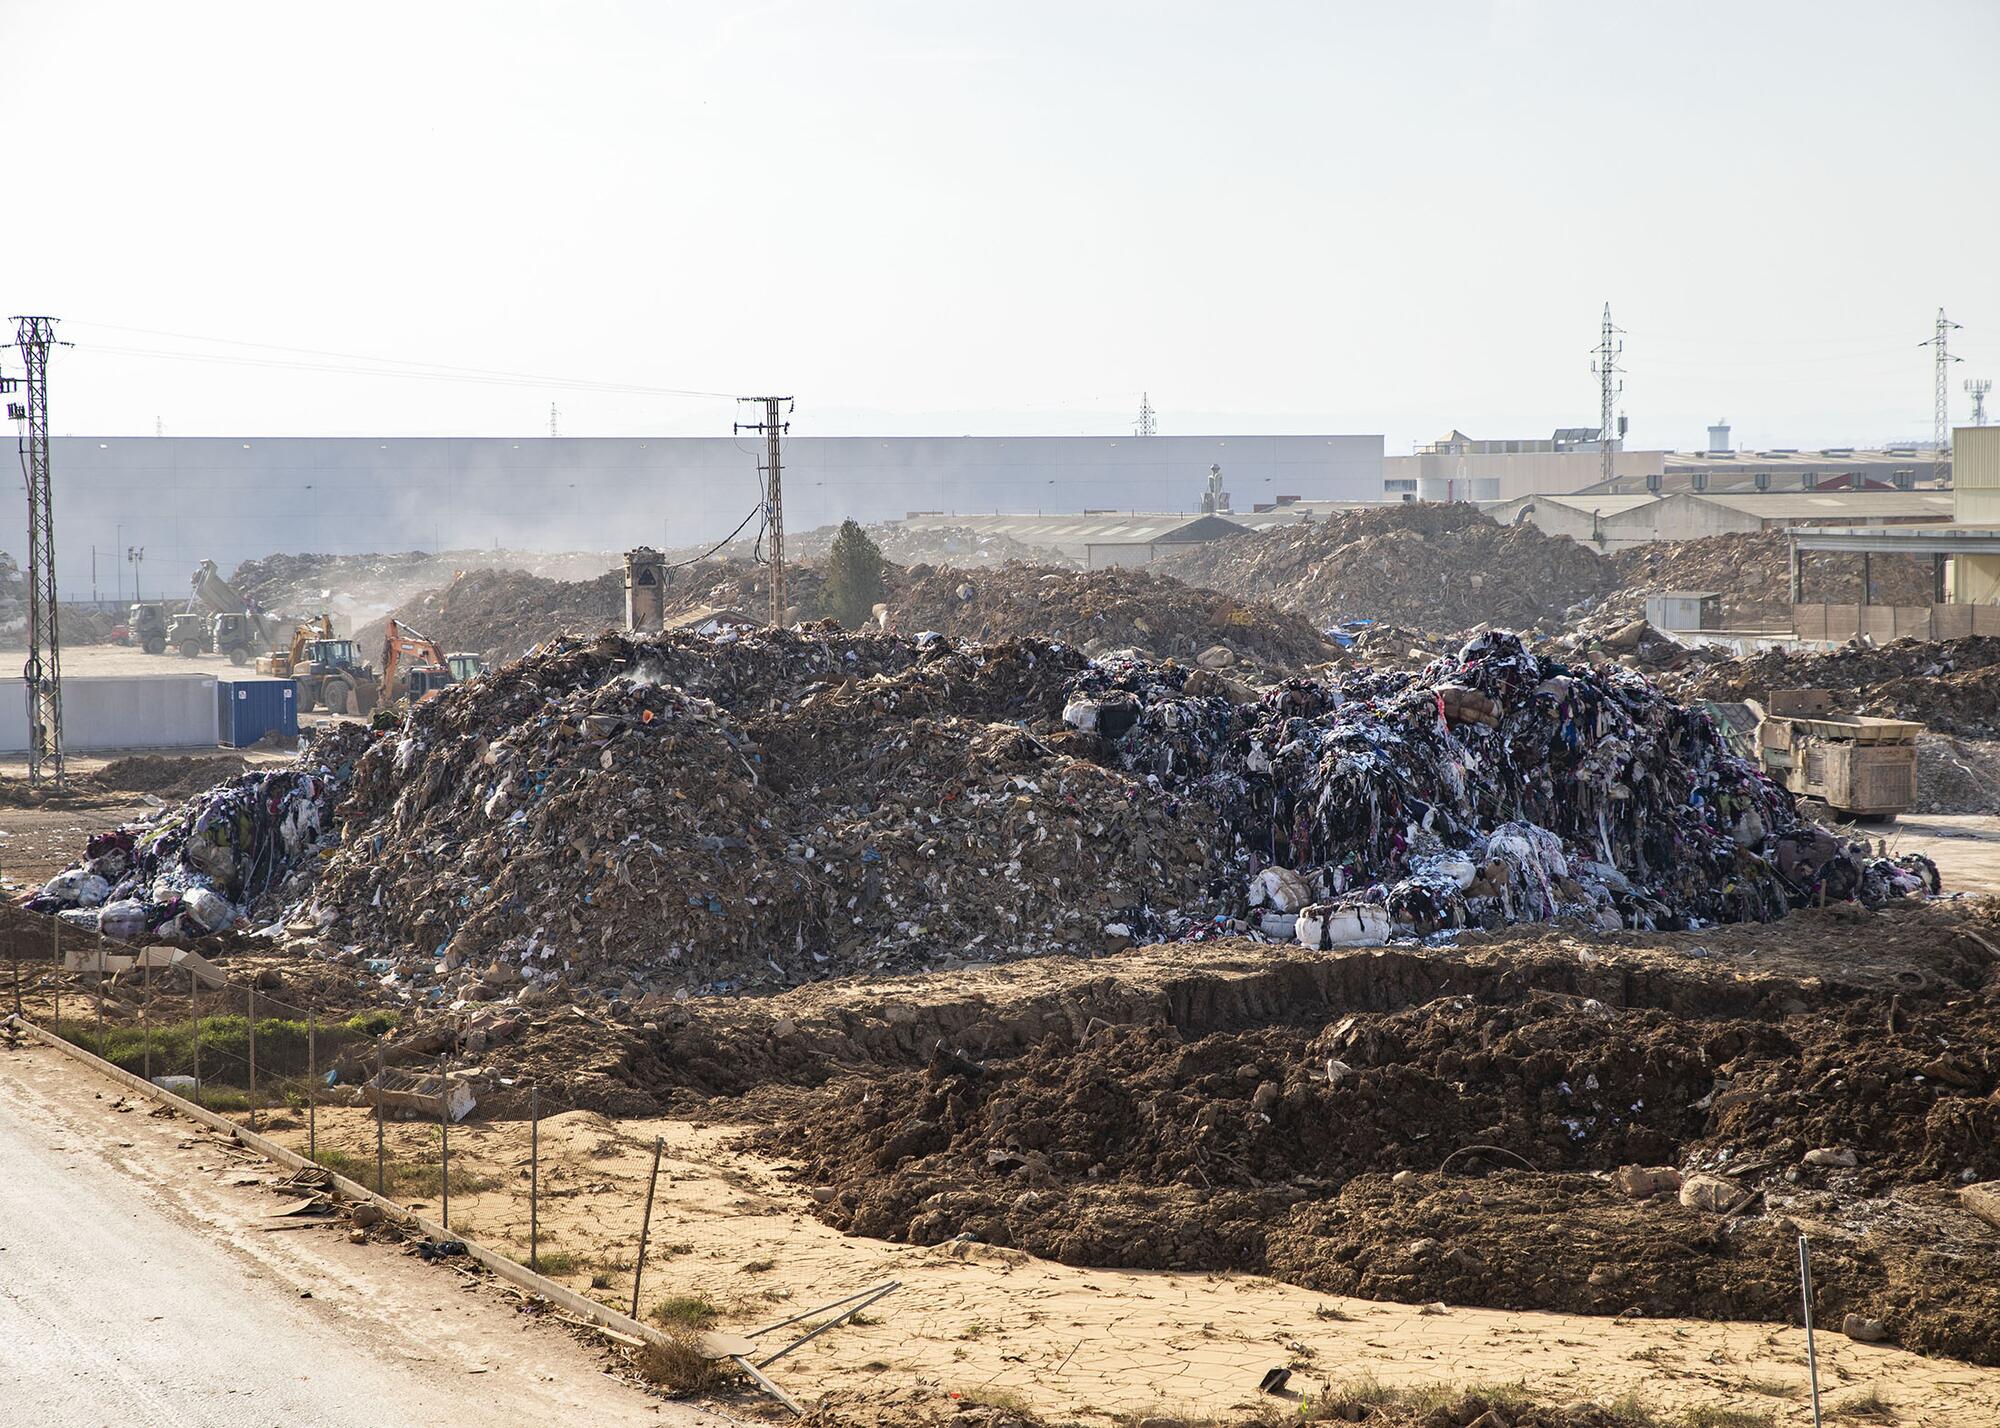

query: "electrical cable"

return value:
[665, 504, 767, 569]
[66, 321, 745, 400]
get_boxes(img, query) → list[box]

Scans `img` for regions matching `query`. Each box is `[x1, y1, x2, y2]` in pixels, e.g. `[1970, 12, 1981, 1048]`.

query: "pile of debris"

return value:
[357, 567, 626, 665]
[296, 629, 1219, 998]
[883, 564, 1331, 668]
[0, 550, 21, 642]
[667, 520, 1078, 571]
[23, 724, 372, 939]
[1671, 635, 2000, 737]
[1162, 504, 1617, 632]
[29, 628, 1937, 999]
[1065, 629, 1935, 942]
[1605, 531, 1936, 630]
[230, 548, 621, 627]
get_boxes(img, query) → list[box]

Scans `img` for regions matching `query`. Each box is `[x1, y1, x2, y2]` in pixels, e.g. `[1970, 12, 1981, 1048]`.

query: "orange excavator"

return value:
[381, 619, 487, 702]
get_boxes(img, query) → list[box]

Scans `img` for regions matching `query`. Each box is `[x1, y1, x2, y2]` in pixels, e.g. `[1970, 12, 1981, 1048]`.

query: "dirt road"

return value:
[0, 1039, 704, 1427]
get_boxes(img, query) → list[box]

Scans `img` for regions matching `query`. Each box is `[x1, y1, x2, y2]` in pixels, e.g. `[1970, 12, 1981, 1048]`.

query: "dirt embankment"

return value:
[1159, 504, 1617, 631]
[356, 567, 625, 665]
[573, 902, 2000, 1368]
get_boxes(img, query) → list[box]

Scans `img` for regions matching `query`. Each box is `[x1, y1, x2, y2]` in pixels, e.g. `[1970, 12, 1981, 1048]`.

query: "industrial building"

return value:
[1382, 429, 1662, 502]
[1487, 489, 1957, 551]
[43, 433, 1383, 598]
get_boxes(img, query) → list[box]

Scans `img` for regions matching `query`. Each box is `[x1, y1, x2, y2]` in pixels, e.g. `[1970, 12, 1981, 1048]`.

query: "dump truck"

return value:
[128, 602, 170, 656]
[1703, 688, 1920, 823]
[256, 616, 380, 715]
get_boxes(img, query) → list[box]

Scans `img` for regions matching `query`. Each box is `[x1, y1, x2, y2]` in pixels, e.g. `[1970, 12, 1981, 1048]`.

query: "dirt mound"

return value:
[1916, 735, 2000, 814]
[1161, 504, 1615, 632]
[1669, 636, 2000, 736]
[675, 520, 1079, 571]
[356, 567, 625, 665]
[94, 753, 253, 800]
[1607, 531, 1936, 630]
[230, 548, 621, 630]
[885, 563, 1331, 667]
[768, 912, 2000, 1363]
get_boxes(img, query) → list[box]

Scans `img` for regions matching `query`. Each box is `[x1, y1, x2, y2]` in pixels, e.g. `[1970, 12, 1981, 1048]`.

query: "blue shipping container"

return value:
[216, 677, 299, 748]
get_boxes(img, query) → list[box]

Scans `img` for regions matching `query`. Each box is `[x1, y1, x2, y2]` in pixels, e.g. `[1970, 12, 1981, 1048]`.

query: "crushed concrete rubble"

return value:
[22, 724, 372, 939]
[1160, 503, 1617, 632]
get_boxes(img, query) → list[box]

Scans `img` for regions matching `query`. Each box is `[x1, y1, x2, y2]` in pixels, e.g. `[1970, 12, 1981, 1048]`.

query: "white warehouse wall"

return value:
[42, 434, 1383, 597]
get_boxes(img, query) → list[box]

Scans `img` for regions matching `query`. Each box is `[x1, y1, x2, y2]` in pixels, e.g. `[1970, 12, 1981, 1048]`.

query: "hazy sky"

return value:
[6, 1, 1997, 453]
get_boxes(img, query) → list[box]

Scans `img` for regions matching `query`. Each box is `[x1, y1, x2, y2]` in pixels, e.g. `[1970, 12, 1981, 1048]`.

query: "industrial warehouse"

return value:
[6, 7, 2000, 1428]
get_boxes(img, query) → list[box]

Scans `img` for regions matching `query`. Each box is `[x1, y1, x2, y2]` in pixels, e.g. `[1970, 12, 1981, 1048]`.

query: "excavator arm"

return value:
[382, 618, 452, 697]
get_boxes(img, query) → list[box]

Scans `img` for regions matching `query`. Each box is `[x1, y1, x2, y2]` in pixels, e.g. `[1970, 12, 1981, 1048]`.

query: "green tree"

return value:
[822, 519, 888, 628]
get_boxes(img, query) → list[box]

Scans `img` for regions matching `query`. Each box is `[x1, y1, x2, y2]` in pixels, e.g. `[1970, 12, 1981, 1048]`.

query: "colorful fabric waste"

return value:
[22, 724, 372, 939]
[1063, 629, 1938, 938]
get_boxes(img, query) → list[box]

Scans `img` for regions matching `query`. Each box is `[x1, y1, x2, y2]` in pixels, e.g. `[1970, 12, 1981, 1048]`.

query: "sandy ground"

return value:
[256, 1104, 2000, 1426]
[1879, 812, 2000, 896]
[0, 1038, 716, 1427]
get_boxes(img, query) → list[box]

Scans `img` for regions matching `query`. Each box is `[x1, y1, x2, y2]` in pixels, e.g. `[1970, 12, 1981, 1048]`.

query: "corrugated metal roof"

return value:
[1694, 492, 1956, 518]
[898, 511, 1248, 547]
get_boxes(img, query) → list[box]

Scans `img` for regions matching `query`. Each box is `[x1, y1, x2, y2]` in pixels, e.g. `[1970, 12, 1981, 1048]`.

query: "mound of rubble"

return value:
[230, 548, 621, 627]
[672, 520, 1078, 570]
[883, 563, 1330, 668]
[1605, 531, 1936, 629]
[357, 567, 626, 665]
[28, 628, 1936, 993]
[1671, 635, 2000, 737]
[1161, 504, 1616, 631]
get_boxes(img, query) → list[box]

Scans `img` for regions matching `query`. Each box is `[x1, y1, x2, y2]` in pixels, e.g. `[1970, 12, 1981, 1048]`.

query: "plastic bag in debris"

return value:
[39, 870, 110, 907]
[95, 899, 151, 940]
[182, 886, 234, 933]
[1296, 901, 1391, 947]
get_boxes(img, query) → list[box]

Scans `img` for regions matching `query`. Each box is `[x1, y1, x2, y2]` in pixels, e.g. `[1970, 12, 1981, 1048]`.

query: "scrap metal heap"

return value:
[22, 627, 1936, 1000]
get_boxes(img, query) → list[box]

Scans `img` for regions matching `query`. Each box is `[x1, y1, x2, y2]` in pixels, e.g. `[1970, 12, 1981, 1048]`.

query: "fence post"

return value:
[631, 1136, 664, 1318]
[1799, 1234, 1824, 1428]
[375, 1038, 386, 1196]
[190, 965, 201, 1107]
[439, 1055, 450, 1230]
[51, 921, 60, 1036]
[247, 986, 258, 1131]
[307, 1010, 317, 1162]
[529, 1084, 539, 1272]
[93, 942, 104, 1051]
[141, 948, 151, 1082]
[12, 937, 20, 1019]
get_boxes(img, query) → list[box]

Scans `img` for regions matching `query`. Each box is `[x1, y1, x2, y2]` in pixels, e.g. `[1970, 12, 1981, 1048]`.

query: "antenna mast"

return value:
[1966, 377, 1990, 428]
[1135, 393, 1156, 437]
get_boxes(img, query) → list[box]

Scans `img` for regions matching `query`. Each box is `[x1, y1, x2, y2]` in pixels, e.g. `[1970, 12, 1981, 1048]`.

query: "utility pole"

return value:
[1135, 393, 1157, 437]
[12, 316, 66, 787]
[1921, 307, 1961, 484]
[735, 396, 792, 626]
[1590, 303, 1624, 488]
[1969, 378, 1993, 428]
